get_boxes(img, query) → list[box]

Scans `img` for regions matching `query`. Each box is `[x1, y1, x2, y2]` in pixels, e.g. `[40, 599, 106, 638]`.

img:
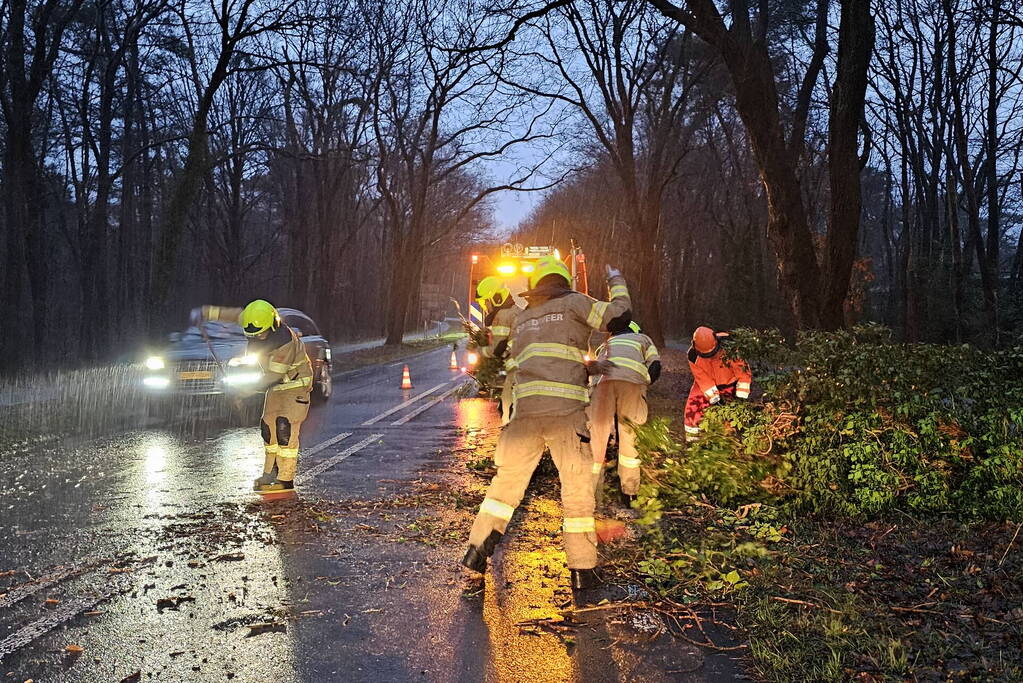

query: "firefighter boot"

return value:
[570, 568, 602, 590]
[253, 465, 278, 490]
[257, 480, 295, 494]
[460, 530, 503, 574]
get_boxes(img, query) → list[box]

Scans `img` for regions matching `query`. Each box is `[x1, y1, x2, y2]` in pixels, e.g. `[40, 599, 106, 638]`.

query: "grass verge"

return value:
[614, 346, 1023, 680]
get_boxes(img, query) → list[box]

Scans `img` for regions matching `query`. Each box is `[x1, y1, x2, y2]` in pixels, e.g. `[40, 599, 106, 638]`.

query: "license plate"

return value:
[179, 370, 213, 380]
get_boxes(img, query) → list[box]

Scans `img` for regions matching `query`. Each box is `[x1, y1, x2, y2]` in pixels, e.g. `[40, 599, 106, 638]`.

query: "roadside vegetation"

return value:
[623, 329, 1023, 679]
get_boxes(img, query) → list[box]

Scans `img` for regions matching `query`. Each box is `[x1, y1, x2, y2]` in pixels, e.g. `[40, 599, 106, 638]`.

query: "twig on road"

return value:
[998, 521, 1022, 568]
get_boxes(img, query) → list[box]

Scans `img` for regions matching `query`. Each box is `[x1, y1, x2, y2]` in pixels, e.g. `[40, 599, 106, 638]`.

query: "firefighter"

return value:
[589, 320, 661, 506]
[475, 276, 518, 424]
[461, 256, 631, 591]
[684, 326, 751, 442]
[190, 300, 313, 493]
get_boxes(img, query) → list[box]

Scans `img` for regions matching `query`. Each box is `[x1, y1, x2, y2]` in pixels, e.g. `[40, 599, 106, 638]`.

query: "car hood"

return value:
[160, 326, 249, 363]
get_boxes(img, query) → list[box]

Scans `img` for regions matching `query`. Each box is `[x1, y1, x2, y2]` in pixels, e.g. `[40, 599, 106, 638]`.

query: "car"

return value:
[141, 307, 333, 418]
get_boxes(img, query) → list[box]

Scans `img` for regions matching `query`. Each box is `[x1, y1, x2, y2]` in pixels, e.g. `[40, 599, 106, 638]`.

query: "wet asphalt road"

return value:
[0, 345, 744, 682]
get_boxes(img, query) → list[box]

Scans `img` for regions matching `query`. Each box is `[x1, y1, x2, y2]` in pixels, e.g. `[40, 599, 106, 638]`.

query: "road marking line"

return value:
[0, 559, 99, 611]
[303, 432, 353, 457]
[361, 381, 450, 425]
[295, 433, 383, 485]
[390, 382, 468, 425]
[0, 582, 121, 661]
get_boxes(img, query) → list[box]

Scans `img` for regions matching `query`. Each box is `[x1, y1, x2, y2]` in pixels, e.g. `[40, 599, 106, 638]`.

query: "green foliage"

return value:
[642, 326, 1023, 520]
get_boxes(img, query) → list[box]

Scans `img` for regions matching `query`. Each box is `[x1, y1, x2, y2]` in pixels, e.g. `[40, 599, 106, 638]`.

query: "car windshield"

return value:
[174, 322, 245, 343]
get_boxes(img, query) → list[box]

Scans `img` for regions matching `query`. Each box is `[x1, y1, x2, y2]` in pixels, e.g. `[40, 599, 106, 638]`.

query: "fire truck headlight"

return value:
[497, 263, 516, 275]
[520, 263, 534, 273]
[554, 248, 561, 260]
[467, 351, 479, 366]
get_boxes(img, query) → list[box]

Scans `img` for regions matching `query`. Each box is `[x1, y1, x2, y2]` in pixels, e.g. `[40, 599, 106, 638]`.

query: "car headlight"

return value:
[228, 354, 258, 367]
[224, 371, 262, 385]
[145, 356, 165, 371]
[143, 376, 170, 389]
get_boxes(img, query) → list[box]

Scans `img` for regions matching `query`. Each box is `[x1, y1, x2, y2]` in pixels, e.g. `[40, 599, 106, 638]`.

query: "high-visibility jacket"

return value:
[687, 341, 751, 404]
[481, 305, 518, 359]
[506, 275, 631, 418]
[202, 305, 313, 392]
[595, 332, 659, 385]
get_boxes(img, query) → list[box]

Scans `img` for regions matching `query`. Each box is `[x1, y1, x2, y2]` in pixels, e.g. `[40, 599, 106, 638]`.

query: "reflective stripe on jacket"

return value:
[481, 305, 518, 359]
[507, 275, 630, 418]
[596, 332, 659, 385]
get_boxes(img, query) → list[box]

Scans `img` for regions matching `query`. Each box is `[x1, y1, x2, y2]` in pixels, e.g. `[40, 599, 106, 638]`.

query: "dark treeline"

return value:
[0, 0, 526, 373]
[3, 0, 1022, 373]
[512, 0, 1023, 346]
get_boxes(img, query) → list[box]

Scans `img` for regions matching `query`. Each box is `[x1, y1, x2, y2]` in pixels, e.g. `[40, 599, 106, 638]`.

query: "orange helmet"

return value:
[693, 326, 719, 355]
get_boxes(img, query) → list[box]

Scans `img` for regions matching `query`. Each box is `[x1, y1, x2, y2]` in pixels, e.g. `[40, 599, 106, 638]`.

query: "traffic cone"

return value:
[450, 350, 458, 369]
[400, 364, 413, 389]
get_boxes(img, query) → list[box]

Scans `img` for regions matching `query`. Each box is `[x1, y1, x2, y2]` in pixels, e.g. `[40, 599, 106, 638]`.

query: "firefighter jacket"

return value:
[595, 332, 660, 385]
[505, 275, 631, 419]
[481, 304, 518, 359]
[687, 339, 751, 404]
[202, 306, 313, 393]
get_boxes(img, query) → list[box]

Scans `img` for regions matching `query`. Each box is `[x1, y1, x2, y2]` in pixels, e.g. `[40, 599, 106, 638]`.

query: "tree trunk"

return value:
[721, 39, 824, 329]
[822, 0, 875, 329]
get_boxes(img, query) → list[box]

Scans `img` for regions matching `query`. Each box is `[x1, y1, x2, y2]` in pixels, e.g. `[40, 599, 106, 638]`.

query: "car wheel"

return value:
[312, 365, 332, 403]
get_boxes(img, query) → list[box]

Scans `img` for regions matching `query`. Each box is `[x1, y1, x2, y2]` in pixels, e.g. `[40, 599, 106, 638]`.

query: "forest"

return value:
[2, 0, 1022, 373]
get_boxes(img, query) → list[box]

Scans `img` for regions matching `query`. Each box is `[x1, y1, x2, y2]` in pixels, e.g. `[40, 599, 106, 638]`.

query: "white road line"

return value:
[303, 432, 353, 457]
[295, 433, 384, 485]
[361, 381, 450, 425]
[0, 582, 121, 661]
[390, 382, 468, 425]
[0, 559, 99, 611]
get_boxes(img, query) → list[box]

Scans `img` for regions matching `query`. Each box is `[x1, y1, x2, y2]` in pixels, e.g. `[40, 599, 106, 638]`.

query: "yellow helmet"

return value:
[476, 276, 511, 308]
[528, 255, 571, 289]
[240, 299, 280, 337]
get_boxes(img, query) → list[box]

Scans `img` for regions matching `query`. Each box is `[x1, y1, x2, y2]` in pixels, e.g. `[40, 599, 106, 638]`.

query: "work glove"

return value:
[709, 395, 720, 405]
[605, 264, 622, 279]
[586, 359, 615, 376]
[189, 307, 204, 327]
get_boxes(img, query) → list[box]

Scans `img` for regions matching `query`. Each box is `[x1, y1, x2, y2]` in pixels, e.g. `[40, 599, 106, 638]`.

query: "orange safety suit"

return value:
[684, 333, 750, 441]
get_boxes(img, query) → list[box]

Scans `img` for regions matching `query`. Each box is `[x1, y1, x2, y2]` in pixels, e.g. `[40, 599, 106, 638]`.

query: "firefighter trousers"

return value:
[468, 410, 598, 569]
[588, 380, 648, 495]
[261, 388, 311, 482]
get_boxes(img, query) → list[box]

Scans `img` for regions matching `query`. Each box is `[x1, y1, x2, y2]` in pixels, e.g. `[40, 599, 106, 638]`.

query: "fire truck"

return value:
[467, 242, 589, 329]
[465, 242, 589, 394]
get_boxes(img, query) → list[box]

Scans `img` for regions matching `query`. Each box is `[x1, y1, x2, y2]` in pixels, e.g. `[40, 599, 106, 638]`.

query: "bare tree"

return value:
[502, 0, 711, 344]
[368, 0, 561, 344]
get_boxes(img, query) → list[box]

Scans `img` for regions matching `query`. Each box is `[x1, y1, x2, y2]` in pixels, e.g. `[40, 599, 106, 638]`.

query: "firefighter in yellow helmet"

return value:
[474, 276, 518, 424]
[190, 300, 313, 494]
[461, 256, 631, 591]
[589, 320, 660, 506]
